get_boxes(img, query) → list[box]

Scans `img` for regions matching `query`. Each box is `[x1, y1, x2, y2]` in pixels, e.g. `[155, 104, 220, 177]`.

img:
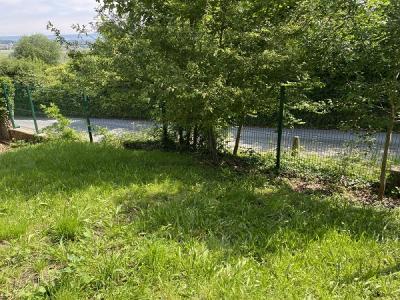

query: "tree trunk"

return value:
[178, 127, 184, 146]
[378, 102, 395, 201]
[161, 100, 169, 149]
[233, 116, 244, 156]
[193, 126, 199, 150]
[0, 111, 10, 140]
[185, 128, 191, 149]
[208, 127, 218, 162]
[162, 122, 169, 147]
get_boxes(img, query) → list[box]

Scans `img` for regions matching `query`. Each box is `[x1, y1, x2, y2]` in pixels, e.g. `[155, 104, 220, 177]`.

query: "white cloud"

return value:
[0, 0, 98, 35]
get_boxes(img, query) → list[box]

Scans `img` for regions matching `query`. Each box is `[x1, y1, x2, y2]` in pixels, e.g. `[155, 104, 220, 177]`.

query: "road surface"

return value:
[14, 117, 400, 159]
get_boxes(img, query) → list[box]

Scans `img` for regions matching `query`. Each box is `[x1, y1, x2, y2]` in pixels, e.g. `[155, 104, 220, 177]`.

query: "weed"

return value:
[40, 104, 83, 141]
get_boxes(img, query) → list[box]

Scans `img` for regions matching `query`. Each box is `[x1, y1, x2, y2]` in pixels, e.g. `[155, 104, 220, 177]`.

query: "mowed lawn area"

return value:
[0, 142, 399, 299]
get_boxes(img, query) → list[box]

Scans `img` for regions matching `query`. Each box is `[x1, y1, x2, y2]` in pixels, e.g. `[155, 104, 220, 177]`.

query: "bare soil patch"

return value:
[0, 143, 9, 153]
[287, 177, 400, 209]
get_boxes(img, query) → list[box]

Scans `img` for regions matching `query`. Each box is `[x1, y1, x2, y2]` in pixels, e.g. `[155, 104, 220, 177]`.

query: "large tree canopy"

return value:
[86, 0, 312, 156]
[13, 34, 62, 65]
[296, 0, 400, 199]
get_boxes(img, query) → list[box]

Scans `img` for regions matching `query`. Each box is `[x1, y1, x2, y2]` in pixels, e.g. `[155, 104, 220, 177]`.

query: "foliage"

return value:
[0, 77, 13, 137]
[296, 0, 400, 129]
[13, 34, 62, 65]
[0, 76, 14, 99]
[121, 130, 166, 151]
[40, 103, 82, 141]
[0, 57, 47, 85]
[70, 0, 316, 156]
[0, 77, 13, 116]
[10, 139, 34, 149]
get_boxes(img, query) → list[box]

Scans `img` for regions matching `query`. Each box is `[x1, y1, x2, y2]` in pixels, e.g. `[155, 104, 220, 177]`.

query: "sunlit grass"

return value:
[0, 142, 399, 298]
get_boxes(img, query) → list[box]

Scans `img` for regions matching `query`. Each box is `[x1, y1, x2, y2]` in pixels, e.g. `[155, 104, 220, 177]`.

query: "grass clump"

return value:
[0, 219, 28, 241]
[49, 212, 83, 242]
[0, 142, 399, 298]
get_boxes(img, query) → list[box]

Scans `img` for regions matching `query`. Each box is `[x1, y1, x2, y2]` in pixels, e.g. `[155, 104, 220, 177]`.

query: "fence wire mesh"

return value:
[226, 126, 400, 180]
[3, 83, 400, 182]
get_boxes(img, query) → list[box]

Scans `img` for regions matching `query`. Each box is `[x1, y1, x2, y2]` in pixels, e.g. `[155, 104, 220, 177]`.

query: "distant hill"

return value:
[0, 33, 98, 45]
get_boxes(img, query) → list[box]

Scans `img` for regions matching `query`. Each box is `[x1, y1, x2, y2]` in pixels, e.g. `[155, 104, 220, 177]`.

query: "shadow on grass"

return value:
[341, 263, 400, 288]
[0, 142, 398, 258]
[118, 182, 398, 258]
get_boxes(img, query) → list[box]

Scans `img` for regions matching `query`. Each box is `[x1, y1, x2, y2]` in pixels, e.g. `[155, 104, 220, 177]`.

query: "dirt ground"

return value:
[288, 177, 400, 209]
[0, 143, 9, 153]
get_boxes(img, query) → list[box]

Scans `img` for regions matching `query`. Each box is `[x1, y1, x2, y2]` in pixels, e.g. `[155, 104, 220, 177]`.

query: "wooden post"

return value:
[233, 122, 244, 156]
[292, 136, 300, 157]
[378, 98, 395, 201]
[386, 166, 400, 194]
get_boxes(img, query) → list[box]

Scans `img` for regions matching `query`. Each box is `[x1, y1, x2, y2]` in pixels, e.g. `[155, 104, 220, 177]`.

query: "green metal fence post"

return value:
[1, 82, 17, 129]
[83, 92, 93, 143]
[276, 85, 286, 172]
[26, 86, 39, 134]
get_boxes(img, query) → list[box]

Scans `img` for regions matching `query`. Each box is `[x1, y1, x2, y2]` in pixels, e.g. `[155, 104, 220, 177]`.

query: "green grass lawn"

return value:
[0, 142, 399, 299]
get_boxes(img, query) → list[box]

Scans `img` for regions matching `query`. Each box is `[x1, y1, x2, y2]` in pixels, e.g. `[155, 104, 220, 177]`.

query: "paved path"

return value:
[14, 117, 400, 158]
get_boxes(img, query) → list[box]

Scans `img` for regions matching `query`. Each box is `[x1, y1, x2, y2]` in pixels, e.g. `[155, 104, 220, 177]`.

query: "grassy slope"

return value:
[0, 142, 399, 299]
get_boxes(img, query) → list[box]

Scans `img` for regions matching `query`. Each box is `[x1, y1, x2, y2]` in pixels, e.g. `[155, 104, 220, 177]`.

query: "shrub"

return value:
[50, 213, 82, 241]
[40, 103, 83, 141]
[0, 57, 47, 85]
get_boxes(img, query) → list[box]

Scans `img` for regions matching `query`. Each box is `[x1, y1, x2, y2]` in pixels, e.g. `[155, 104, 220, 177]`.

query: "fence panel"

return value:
[11, 85, 89, 139]
[223, 87, 400, 182]
[4, 82, 400, 184]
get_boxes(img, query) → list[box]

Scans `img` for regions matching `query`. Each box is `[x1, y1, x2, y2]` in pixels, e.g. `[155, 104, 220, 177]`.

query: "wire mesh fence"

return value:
[2, 82, 400, 182]
[225, 126, 399, 180]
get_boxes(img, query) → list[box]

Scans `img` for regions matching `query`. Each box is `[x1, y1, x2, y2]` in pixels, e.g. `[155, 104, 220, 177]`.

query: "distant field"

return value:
[0, 49, 70, 61]
[0, 50, 12, 57]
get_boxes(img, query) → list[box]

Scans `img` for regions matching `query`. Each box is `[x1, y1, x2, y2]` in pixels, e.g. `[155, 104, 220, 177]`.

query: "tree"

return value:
[92, 0, 308, 158]
[300, 0, 400, 200]
[13, 34, 62, 65]
[353, 1, 400, 200]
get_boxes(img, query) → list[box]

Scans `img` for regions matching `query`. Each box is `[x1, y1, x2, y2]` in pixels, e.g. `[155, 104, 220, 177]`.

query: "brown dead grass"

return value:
[287, 177, 400, 209]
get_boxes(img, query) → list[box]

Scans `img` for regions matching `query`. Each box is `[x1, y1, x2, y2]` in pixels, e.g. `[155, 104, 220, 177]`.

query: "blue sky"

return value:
[0, 0, 98, 36]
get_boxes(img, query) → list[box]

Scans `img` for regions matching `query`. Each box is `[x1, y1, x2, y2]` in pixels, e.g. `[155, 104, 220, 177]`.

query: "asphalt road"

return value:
[14, 117, 400, 158]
